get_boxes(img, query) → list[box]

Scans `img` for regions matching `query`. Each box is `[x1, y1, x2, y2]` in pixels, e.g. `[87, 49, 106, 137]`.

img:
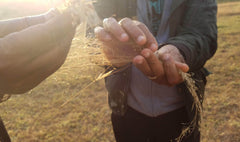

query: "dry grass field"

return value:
[0, 0, 240, 142]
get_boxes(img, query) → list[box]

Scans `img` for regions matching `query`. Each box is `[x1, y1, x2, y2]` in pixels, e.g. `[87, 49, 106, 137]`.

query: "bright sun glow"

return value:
[0, 0, 66, 18]
[0, 0, 65, 9]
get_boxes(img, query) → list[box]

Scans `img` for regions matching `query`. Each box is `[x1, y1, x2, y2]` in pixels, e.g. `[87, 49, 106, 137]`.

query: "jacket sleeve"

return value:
[166, 0, 218, 72]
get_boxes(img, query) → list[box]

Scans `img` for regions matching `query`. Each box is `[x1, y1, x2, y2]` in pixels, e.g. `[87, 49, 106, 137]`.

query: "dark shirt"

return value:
[148, 0, 162, 36]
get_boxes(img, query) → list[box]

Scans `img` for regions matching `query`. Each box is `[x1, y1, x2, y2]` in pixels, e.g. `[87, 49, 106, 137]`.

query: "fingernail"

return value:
[103, 18, 108, 23]
[184, 65, 190, 72]
[121, 33, 128, 41]
[150, 44, 158, 51]
[94, 27, 100, 33]
[137, 36, 145, 44]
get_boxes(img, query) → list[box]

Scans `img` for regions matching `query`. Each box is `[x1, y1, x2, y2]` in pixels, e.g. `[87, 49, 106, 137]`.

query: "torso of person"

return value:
[127, 0, 185, 117]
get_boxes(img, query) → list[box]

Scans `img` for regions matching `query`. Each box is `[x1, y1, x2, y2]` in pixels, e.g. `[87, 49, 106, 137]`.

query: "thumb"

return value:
[175, 61, 189, 73]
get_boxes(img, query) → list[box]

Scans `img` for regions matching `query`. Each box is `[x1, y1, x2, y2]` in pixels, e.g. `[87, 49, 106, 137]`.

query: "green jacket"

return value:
[94, 0, 217, 140]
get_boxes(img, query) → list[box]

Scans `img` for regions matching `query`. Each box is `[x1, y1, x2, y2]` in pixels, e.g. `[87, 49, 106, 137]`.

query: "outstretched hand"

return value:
[133, 44, 189, 86]
[94, 17, 158, 67]
[95, 17, 189, 86]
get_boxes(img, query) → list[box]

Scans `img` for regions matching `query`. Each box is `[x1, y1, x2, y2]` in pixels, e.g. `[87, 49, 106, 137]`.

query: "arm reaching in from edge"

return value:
[0, 9, 77, 94]
[0, 9, 58, 38]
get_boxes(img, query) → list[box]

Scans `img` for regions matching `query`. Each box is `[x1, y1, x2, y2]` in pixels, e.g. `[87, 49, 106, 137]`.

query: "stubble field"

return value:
[0, 1, 240, 142]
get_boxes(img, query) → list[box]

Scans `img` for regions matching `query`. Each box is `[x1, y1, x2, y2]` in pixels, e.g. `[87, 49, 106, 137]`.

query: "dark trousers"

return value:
[0, 117, 11, 142]
[111, 106, 197, 142]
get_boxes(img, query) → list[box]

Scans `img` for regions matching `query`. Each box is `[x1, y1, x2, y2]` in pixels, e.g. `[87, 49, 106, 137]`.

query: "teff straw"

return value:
[176, 72, 203, 142]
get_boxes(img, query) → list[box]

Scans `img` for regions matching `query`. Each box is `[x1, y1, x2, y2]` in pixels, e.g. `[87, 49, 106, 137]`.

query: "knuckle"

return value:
[103, 18, 109, 24]
[103, 17, 116, 26]
[107, 17, 116, 22]
[137, 22, 146, 28]
[119, 17, 131, 25]
[133, 20, 141, 25]
[135, 23, 148, 32]
[103, 18, 108, 23]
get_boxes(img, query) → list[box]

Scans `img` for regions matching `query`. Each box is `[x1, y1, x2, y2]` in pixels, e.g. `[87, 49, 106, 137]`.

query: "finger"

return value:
[162, 54, 183, 86]
[175, 62, 189, 73]
[134, 21, 158, 52]
[94, 26, 112, 42]
[103, 17, 129, 42]
[120, 18, 146, 45]
[133, 55, 152, 76]
[141, 49, 164, 78]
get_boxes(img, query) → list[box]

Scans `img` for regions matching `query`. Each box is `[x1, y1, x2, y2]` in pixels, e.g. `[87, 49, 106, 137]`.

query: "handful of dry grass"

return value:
[52, 0, 101, 37]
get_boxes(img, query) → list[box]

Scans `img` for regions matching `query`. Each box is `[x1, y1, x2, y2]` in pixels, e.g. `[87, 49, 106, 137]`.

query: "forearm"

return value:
[0, 10, 73, 58]
[0, 9, 57, 38]
[0, 11, 75, 94]
[0, 10, 74, 78]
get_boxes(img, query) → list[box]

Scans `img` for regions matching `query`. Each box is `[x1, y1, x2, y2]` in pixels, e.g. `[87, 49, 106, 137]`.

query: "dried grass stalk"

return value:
[176, 72, 203, 142]
[55, 0, 101, 27]
[0, 94, 11, 103]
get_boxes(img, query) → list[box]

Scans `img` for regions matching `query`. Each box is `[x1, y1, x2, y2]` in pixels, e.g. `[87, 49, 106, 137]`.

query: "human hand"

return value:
[94, 17, 158, 67]
[133, 44, 189, 86]
[0, 11, 75, 94]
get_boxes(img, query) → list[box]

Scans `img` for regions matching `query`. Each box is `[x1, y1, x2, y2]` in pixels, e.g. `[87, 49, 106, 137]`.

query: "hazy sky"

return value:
[0, 0, 64, 6]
